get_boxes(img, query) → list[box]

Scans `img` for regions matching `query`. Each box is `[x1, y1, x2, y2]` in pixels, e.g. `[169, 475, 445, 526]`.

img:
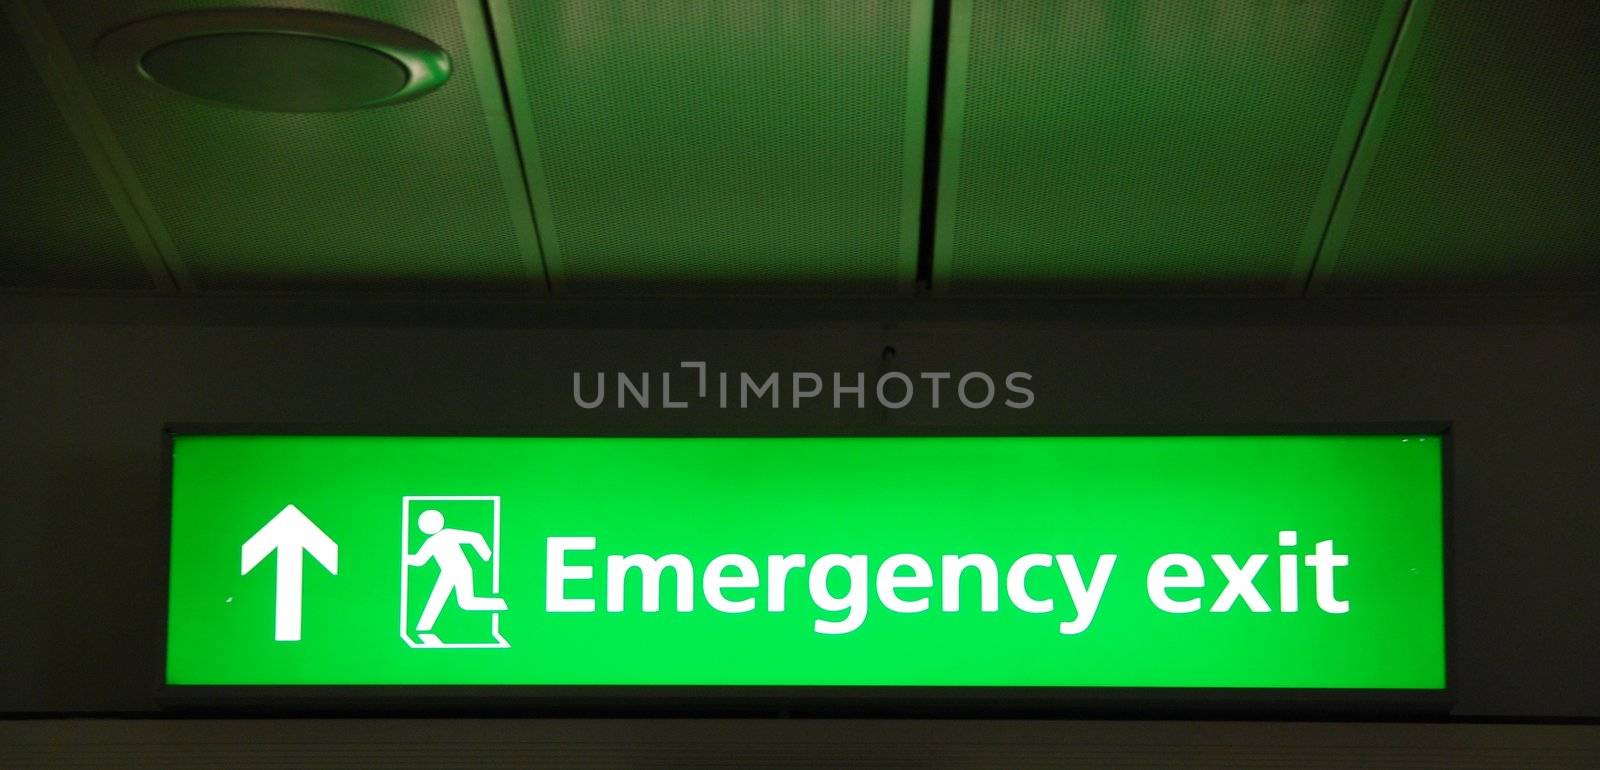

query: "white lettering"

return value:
[1307, 539, 1350, 613]
[704, 554, 759, 613]
[876, 554, 933, 613]
[810, 554, 868, 634]
[941, 554, 999, 612]
[1005, 553, 1054, 614]
[546, 537, 595, 612]
[607, 553, 693, 612]
[1148, 553, 1204, 613]
[767, 554, 806, 611]
[1056, 554, 1116, 634]
[1211, 554, 1270, 613]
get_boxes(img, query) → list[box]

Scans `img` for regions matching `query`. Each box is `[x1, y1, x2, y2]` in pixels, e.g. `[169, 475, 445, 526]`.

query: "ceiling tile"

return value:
[933, 0, 1406, 296]
[1, 6, 159, 291]
[491, 0, 931, 295]
[44, 0, 544, 293]
[1316, 2, 1600, 295]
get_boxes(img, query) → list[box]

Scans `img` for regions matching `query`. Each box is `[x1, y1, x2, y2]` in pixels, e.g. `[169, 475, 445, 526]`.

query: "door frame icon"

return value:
[399, 495, 510, 649]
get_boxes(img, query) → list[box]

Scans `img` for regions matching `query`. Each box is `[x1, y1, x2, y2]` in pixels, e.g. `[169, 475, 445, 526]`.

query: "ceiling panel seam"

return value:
[911, 0, 952, 295]
[929, 0, 1429, 299]
[5, 0, 187, 293]
[926, 0, 974, 297]
[1287, 0, 1416, 298]
[1303, 0, 1435, 297]
[460, 0, 550, 295]
[896, 0, 937, 296]
[482, 0, 570, 294]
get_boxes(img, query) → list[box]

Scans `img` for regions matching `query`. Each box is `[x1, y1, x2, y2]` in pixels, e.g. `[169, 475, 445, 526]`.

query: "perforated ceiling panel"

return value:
[0, 9, 155, 291]
[933, 0, 1406, 296]
[1315, 2, 1600, 295]
[491, 1, 931, 295]
[42, 0, 543, 292]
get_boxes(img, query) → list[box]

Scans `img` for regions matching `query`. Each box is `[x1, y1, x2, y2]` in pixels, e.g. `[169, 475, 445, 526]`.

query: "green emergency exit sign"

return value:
[166, 434, 1446, 689]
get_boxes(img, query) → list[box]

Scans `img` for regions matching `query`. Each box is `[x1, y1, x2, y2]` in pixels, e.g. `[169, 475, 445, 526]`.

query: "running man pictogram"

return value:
[405, 508, 508, 637]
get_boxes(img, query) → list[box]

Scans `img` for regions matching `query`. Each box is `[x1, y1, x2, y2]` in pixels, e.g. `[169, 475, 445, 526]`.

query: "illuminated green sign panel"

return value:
[167, 434, 1445, 689]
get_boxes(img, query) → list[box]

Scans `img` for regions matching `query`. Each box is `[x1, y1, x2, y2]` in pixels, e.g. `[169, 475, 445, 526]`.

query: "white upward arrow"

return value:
[241, 504, 338, 642]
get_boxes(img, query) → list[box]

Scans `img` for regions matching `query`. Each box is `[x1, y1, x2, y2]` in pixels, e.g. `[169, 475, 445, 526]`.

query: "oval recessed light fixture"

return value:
[95, 9, 451, 112]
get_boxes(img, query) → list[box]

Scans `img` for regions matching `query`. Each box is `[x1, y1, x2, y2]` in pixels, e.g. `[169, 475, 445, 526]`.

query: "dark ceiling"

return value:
[2, 1, 1596, 298]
